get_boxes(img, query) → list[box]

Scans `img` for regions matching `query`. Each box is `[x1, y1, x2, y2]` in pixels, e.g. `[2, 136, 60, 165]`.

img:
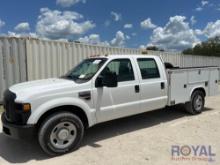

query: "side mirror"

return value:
[95, 76, 104, 88]
[95, 72, 118, 88]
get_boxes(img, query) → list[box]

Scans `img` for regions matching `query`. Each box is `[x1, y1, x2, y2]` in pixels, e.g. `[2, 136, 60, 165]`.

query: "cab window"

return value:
[101, 59, 135, 82]
[137, 58, 160, 79]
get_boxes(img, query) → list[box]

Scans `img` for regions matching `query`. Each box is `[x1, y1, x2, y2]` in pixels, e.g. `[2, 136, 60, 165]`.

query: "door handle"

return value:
[161, 82, 165, 90]
[135, 85, 140, 93]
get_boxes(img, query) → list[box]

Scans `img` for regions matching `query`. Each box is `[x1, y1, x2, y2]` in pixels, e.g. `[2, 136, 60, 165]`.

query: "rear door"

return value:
[135, 57, 168, 112]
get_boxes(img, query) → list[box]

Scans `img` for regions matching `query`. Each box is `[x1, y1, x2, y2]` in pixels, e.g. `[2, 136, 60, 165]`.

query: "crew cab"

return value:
[1, 55, 220, 156]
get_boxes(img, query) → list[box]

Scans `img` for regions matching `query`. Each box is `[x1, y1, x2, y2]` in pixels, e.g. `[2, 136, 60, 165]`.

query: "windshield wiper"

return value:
[61, 75, 78, 80]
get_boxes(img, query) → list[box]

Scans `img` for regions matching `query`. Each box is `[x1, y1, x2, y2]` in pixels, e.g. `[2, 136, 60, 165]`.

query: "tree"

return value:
[146, 46, 164, 51]
[182, 36, 220, 57]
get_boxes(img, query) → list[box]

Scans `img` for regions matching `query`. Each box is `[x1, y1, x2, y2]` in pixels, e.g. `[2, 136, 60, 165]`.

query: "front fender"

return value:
[27, 97, 96, 127]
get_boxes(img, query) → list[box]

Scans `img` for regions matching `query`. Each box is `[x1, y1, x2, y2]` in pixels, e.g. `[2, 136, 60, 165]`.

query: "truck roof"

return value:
[90, 54, 158, 59]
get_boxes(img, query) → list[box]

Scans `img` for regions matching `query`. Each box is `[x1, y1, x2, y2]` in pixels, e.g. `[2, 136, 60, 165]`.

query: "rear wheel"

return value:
[38, 112, 84, 156]
[185, 90, 205, 115]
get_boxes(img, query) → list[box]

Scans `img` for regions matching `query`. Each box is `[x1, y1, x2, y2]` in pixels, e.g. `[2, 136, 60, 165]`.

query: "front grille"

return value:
[3, 89, 17, 122]
[3, 89, 31, 125]
[5, 102, 10, 120]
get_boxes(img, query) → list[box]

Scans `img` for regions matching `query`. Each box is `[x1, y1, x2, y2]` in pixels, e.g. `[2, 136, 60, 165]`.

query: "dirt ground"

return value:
[0, 95, 219, 165]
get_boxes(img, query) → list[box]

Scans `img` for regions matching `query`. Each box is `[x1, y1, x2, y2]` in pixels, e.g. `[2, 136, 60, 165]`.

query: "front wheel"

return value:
[38, 112, 84, 156]
[185, 90, 205, 115]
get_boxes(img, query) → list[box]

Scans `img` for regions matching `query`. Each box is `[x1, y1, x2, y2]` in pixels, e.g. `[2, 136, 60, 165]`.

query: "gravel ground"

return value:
[0, 95, 219, 165]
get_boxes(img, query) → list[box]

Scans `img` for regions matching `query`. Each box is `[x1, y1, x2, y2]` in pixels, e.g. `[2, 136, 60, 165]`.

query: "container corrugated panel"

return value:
[26, 38, 142, 80]
[0, 40, 4, 103]
[147, 50, 220, 68]
[147, 50, 183, 67]
[0, 37, 27, 102]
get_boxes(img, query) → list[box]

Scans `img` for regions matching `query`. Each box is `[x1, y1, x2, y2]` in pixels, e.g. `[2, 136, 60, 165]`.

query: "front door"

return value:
[94, 58, 140, 123]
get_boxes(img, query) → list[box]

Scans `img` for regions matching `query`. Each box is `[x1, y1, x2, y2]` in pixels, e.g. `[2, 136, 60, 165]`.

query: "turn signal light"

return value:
[23, 104, 31, 112]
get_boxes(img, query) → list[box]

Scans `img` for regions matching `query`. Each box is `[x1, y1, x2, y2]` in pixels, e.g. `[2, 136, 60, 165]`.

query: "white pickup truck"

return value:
[1, 55, 220, 156]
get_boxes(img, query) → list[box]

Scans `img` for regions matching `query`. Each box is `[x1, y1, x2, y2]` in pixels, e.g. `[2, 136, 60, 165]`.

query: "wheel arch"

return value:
[27, 97, 96, 127]
[36, 105, 89, 130]
[185, 87, 206, 115]
[190, 87, 206, 98]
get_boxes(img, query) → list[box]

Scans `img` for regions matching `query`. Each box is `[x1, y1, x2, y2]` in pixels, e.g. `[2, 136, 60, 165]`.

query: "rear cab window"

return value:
[137, 58, 160, 79]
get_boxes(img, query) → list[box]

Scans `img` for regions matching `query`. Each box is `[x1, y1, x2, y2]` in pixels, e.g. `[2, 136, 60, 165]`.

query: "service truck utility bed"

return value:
[167, 67, 220, 106]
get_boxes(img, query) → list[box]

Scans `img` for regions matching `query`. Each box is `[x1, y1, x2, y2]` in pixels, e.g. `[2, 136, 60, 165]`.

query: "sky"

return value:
[0, 0, 220, 51]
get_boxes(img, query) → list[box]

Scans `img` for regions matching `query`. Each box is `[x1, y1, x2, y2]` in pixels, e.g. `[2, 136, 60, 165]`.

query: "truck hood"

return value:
[9, 78, 77, 102]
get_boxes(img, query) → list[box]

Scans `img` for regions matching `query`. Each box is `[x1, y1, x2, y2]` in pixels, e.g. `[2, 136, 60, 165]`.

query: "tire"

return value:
[185, 90, 205, 115]
[38, 112, 84, 156]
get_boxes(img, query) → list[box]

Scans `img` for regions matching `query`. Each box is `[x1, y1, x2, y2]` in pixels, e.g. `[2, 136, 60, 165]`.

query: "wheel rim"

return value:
[50, 122, 77, 149]
[194, 95, 203, 111]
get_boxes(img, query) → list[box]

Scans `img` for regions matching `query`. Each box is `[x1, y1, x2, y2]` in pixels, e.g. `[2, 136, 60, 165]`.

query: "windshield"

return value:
[62, 58, 107, 83]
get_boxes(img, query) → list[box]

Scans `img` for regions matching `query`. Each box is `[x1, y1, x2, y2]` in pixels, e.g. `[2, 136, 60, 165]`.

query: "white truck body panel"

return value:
[9, 78, 97, 126]
[132, 56, 168, 113]
[91, 56, 141, 123]
[167, 67, 220, 105]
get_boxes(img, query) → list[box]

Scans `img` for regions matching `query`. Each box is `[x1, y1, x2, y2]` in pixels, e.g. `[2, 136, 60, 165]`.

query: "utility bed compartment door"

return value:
[168, 67, 220, 106]
[167, 71, 188, 105]
[209, 69, 219, 96]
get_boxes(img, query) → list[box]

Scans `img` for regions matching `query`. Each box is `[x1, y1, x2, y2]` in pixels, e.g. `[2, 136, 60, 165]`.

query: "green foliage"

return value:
[183, 36, 220, 57]
[147, 46, 164, 52]
[141, 46, 164, 54]
[0, 106, 3, 113]
[141, 51, 148, 54]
